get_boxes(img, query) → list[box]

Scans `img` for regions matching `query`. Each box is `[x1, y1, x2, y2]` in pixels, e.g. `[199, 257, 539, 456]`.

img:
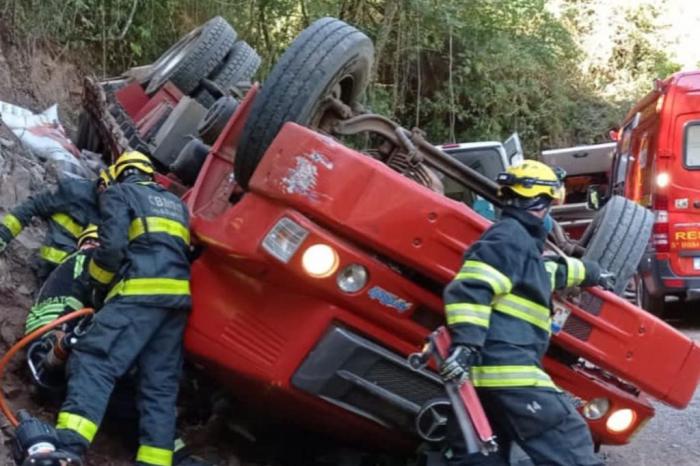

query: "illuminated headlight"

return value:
[302, 244, 339, 278]
[582, 398, 610, 420]
[606, 409, 636, 433]
[336, 264, 368, 293]
[656, 172, 670, 188]
[262, 218, 309, 263]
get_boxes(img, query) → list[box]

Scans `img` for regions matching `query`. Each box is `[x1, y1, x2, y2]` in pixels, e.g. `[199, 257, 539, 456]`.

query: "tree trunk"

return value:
[370, 0, 399, 85]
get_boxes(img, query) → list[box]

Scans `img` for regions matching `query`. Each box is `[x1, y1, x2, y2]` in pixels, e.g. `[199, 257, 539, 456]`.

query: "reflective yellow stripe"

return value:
[51, 213, 84, 238]
[2, 214, 22, 237]
[471, 365, 558, 389]
[492, 293, 551, 333]
[136, 445, 173, 466]
[56, 412, 98, 443]
[106, 278, 190, 302]
[88, 259, 115, 285]
[454, 260, 512, 295]
[128, 217, 190, 244]
[40, 245, 70, 264]
[565, 257, 586, 288]
[544, 261, 558, 290]
[445, 302, 491, 328]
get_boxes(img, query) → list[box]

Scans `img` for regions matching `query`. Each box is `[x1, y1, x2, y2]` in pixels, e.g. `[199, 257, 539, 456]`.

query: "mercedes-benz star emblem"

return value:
[416, 398, 451, 442]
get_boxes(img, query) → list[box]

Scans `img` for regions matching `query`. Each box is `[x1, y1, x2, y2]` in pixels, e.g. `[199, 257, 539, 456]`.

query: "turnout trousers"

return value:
[56, 299, 187, 465]
[446, 388, 603, 466]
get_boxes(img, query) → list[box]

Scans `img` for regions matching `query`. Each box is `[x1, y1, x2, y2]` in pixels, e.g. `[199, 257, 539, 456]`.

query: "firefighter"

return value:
[0, 167, 114, 280]
[441, 160, 613, 466]
[41, 151, 191, 466]
[24, 220, 208, 466]
[25, 224, 101, 396]
[25, 224, 100, 336]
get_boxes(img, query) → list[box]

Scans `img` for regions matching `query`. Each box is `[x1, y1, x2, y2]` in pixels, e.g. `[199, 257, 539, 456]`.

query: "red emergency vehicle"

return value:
[610, 71, 700, 314]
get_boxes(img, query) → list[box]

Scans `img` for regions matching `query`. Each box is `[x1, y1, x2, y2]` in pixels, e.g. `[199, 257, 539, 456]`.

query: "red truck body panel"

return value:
[251, 123, 700, 408]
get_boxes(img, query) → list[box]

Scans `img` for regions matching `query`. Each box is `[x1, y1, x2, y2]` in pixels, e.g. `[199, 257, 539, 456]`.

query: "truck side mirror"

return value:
[587, 185, 602, 210]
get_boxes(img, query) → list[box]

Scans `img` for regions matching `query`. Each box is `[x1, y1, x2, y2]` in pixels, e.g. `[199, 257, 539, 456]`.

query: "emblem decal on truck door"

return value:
[368, 286, 413, 312]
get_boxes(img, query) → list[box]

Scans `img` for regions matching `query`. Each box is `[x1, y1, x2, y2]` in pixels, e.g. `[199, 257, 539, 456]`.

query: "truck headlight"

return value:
[262, 217, 309, 263]
[582, 398, 609, 420]
[656, 172, 670, 188]
[606, 408, 635, 433]
[302, 244, 338, 278]
[336, 264, 368, 293]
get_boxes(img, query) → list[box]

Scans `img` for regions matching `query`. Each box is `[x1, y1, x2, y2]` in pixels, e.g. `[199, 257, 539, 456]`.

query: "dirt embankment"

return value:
[0, 30, 84, 133]
[0, 32, 77, 456]
[0, 33, 139, 465]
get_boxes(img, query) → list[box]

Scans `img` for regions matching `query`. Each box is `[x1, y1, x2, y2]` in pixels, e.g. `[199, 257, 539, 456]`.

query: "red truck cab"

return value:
[611, 71, 700, 313]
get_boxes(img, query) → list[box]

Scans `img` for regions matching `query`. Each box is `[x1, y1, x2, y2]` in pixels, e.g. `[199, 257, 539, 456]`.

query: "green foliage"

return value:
[0, 0, 681, 154]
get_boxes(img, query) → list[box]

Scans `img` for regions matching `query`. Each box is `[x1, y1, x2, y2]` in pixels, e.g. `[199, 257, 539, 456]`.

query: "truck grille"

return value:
[293, 326, 444, 433]
[578, 291, 603, 316]
[364, 360, 443, 407]
[563, 314, 593, 341]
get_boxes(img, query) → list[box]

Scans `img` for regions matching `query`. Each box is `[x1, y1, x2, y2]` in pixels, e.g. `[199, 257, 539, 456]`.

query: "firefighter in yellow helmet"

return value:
[24, 224, 101, 398]
[44, 151, 191, 466]
[441, 160, 612, 465]
[25, 224, 100, 335]
[98, 165, 117, 190]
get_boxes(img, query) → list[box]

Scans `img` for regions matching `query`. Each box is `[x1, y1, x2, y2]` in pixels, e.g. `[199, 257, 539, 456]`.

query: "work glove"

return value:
[440, 345, 480, 384]
[598, 269, 616, 291]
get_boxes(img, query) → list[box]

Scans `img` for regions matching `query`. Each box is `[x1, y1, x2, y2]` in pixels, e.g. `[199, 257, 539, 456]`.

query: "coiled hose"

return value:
[0, 308, 94, 427]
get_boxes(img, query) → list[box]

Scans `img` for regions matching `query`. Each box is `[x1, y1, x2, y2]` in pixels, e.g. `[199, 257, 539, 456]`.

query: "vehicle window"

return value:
[612, 127, 633, 191]
[447, 147, 505, 180]
[440, 147, 503, 220]
[686, 123, 700, 168]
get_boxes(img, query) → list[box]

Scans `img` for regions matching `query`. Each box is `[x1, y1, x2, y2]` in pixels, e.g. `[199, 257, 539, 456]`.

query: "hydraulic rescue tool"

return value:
[12, 410, 81, 465]
[26, 317, 93, 393]
[409, 326, 498, 455]
[0, 308, 93, 466]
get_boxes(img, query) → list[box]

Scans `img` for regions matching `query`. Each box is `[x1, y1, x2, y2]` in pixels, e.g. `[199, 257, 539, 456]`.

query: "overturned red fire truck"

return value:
[78, 16, 700, 458]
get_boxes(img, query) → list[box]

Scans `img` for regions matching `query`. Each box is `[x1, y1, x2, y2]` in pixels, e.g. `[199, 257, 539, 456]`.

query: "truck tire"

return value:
[195, 41, 261, 108]
[582, 196, 654, 295]
[145, 17, 237, 95]
[234, 17, 374, 189]
[197, 96, 239, 145]
[638, 278, 666, 317]
[169, 138, 211, 186]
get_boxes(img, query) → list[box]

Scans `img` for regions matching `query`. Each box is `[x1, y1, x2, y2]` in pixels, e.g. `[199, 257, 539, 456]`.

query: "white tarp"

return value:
[0, 101, 99, 179]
